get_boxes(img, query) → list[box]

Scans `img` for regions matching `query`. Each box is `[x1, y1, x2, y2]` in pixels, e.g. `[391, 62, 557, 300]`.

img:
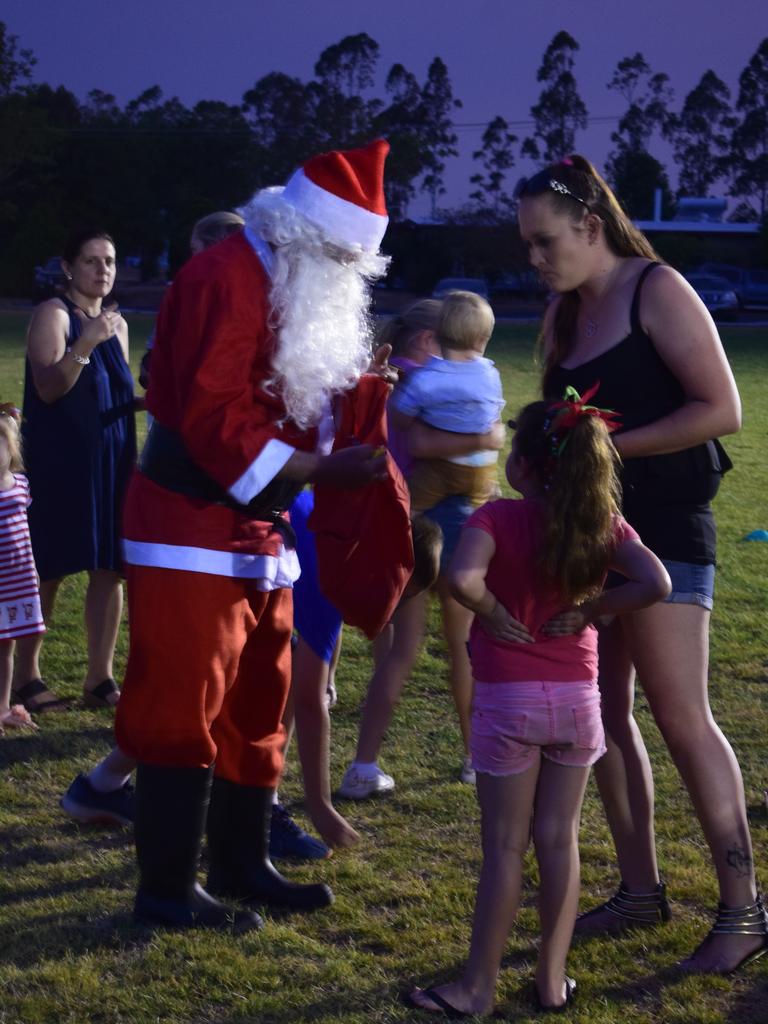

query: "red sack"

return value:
[309, 375, 413, 639]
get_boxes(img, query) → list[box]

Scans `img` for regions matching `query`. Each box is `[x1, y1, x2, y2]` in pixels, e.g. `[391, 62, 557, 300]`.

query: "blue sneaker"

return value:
[269, 804, 331, 860]
[61, 773, 135, 827]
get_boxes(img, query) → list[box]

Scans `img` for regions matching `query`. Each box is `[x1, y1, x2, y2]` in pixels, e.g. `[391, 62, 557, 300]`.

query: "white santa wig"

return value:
[240, 187, 390, 430]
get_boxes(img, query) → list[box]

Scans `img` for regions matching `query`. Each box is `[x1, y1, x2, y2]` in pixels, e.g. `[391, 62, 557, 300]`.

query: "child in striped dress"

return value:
[0, 406, 42, 735]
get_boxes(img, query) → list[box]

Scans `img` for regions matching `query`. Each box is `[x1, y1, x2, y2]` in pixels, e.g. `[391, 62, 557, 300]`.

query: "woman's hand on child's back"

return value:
[478, 600, 533, 645]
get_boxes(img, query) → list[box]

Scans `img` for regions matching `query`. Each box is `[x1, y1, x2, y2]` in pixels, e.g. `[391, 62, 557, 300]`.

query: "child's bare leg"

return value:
[88, 746, 136, 791]
[411, 759, 540, 1016]
[1, 639, 37, 731]
[0, 639, 15, 713]
[13, 632, 42, 685]
[532, 760, 591, 1007]
[354, 593, 427, 763]
[435, 576, 474, 754]
[12, 579, 61, 709]
[292, 637, 359, 848]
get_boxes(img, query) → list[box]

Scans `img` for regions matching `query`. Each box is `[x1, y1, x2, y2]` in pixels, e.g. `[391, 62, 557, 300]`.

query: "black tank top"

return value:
[546, 263, 728, 565]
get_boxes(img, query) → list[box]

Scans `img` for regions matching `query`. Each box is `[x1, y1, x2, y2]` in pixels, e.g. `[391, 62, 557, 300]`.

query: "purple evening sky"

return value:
[5, 1, 765, 215]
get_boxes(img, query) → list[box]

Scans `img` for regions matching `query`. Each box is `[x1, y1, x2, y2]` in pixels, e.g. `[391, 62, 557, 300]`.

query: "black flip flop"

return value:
[404, 988, 471, 1019]
[12, 679, 70, 713]
[533, 976, 576, 1013]
[83, 678, 121, 709]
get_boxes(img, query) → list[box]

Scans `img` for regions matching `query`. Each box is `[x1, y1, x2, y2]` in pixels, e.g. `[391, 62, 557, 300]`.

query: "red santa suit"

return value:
[115, 140, 396, 932]
[115, 229, 325, 787]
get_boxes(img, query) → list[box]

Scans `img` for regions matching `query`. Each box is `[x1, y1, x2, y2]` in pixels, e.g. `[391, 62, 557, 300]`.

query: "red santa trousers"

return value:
[115, 565, 292, 788]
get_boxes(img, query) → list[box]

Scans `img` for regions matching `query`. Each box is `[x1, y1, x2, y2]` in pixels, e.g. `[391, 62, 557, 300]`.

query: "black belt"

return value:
[140, 421, 299, 546]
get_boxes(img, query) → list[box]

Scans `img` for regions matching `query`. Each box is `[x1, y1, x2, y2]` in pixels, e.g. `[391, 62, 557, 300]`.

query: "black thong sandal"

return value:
[404, 988, 472, 1019]
[533, 976, 576, 1014]
[83, 678, 121, 709]
[12, 679, 70, 713]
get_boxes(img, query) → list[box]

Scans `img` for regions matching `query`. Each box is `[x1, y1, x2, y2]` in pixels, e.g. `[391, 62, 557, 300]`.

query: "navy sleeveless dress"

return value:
[22, 297, 137, 580]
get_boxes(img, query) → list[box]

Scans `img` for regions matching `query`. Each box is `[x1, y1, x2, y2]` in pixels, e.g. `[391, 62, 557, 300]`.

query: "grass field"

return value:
[0, 312, 766, 1024]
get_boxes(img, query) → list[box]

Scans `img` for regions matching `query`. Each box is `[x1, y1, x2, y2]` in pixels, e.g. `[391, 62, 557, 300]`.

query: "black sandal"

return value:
[11, 679, 70, 713]
[533, 976, 576, 1014]
[682, 894, 768, 974]
[404, 988, 472, 1019]
[575, 880, 671, 934]
[83, 678, 121, 709]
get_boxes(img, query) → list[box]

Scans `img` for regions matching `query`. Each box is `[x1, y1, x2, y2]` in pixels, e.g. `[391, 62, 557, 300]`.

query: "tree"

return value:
[0, 20, 35, 96]
[469, 116, 517, 219]
[418, 57, 461, 216]
[730, 38, 768, 217]
[604, 53, 674, 218]
[377, 62, 428, 218]
[522, 31, 587, 163]
[309, 33, 382, 149]
[670, 71, 736, 197]
[606, 149, 673, 220]
[314, 32, 378, 95]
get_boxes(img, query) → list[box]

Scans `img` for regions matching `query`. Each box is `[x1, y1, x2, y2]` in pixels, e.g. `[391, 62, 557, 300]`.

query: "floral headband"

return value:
[543, 382, 620, 458]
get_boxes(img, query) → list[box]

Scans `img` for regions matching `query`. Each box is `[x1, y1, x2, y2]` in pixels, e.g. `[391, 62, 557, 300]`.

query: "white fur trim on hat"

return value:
[281, 169, 388, 252]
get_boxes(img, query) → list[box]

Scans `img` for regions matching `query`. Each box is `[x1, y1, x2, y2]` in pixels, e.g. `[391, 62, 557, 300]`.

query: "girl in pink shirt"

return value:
[409, 390, 670, 1015]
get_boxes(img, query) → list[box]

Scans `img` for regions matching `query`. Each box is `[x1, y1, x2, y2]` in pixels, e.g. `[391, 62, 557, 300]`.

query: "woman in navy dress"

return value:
[17, 228, 136, 711]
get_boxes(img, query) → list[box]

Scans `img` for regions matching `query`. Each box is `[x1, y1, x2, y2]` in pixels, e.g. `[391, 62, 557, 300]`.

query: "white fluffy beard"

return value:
[241, 188, 390, 430]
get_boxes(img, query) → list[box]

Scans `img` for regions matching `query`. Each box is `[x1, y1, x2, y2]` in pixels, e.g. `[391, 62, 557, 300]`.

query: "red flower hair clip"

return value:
[544, 382, 621, 457]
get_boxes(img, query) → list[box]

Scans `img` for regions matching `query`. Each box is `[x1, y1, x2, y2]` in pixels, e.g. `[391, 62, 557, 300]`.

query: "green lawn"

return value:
[0, 312, 766, 1024]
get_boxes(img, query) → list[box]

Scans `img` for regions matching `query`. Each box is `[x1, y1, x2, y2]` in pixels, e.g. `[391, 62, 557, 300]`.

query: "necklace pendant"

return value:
[585, 317, 598, 339]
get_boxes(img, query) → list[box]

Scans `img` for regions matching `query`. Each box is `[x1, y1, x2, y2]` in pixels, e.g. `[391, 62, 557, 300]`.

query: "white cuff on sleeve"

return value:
[228, 438, 295, 505]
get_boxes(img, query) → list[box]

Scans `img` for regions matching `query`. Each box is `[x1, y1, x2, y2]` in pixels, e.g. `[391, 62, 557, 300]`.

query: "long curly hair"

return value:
[513, 398, 621, 605]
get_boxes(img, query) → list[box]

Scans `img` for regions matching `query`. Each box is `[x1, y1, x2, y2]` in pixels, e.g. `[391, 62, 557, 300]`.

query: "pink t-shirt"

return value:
[465, 498, 638, 682]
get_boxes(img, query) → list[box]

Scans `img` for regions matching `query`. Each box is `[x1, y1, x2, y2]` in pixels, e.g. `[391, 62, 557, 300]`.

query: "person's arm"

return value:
[276, 445, 388, 488]
[449, 526, 534, 644]
[26, 300, 120, 403]
[407, 419, 506, 459]
[115, 313, 129, 363]
[614, 266, 741, 459]
[541, 538, 671, 636]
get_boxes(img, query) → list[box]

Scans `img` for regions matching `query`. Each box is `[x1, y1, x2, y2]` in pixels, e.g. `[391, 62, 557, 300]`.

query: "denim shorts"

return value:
[470, 680, 606, 776]
[422, 495, 474, 572]
[661, 559, 715, 611]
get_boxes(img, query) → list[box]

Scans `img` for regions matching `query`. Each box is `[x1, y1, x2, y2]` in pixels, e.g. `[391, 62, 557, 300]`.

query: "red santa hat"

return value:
[280, 139, 389, 252]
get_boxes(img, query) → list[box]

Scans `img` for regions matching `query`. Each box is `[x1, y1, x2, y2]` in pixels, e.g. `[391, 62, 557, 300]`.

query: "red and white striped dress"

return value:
[0, 474, 45, 639]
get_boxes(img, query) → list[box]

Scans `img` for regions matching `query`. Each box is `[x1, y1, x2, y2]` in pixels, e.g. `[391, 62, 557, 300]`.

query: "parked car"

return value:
[684, 273, 739, 319]
[431, 276, 489, 300]
[34, 256, 66, 294]
[697, 263, 768, 307]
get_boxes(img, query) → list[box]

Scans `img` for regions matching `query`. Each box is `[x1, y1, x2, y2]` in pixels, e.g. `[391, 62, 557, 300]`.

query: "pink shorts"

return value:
[470, 680, 606, 776]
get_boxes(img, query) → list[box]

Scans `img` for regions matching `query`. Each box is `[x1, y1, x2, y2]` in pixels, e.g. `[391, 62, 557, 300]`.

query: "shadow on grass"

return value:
[0, 909, 157, 968]
[0, 724, 116, 768]
[0, 863, 134, 913]
[0, 822, 132, 868]
[600, 959, 768, 1018]
[728, 973, 768, 1022]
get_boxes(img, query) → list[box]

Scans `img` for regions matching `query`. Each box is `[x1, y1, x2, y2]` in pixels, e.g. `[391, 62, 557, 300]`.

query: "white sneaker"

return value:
[337, 764, 395, 800]
[459, 756, 476, 785]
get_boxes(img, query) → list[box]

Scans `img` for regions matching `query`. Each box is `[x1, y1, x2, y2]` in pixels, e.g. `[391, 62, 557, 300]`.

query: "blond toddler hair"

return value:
[437, 290, 495, 354]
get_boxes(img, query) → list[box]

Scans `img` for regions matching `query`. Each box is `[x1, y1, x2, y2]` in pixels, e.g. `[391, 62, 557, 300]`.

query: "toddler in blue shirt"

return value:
[391, 290, 505, 511]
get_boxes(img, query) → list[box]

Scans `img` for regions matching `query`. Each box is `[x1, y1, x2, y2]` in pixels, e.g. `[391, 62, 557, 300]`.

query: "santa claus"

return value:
[115, 140, 397, 933]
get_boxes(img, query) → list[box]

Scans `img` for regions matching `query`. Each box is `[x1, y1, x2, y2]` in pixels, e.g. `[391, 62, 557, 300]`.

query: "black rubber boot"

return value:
[133, 763, 263, 933]
[206, 778, 333, 912]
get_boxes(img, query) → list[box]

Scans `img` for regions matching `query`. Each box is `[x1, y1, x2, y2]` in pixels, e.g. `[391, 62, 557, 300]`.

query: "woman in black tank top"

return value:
[512, 157, 765, 974]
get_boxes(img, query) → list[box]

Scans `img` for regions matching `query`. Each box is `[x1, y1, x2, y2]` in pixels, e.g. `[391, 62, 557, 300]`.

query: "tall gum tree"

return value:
[730, 37, 768, 218]
[522, 31, 587, 163]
